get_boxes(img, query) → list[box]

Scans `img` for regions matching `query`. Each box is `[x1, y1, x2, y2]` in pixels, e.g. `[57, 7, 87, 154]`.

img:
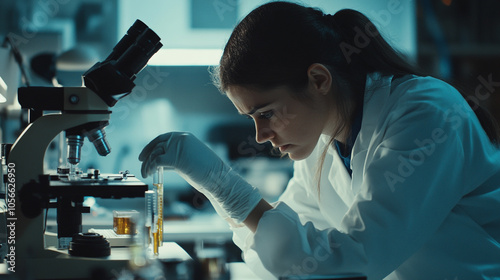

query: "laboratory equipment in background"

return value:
[3, 19, 189, 279]
[195, 241, 231, 280]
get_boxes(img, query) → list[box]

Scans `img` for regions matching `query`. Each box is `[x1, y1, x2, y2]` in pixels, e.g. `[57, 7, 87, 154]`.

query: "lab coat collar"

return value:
[349, 72, 393, 198]
[351, 72, 393, 158]
[321, 72, 393, 157]
[320, 72, 393, 207]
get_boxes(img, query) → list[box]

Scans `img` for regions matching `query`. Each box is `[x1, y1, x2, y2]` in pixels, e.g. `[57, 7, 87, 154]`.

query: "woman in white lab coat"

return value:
[140, 2, 500, 279]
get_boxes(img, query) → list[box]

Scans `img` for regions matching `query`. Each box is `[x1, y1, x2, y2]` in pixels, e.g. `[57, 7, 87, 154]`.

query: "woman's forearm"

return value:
[243, 199, 273, 232]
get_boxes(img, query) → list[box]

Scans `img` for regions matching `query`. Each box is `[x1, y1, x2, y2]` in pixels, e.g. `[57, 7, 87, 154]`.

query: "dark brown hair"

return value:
[212, 1, 500, 188]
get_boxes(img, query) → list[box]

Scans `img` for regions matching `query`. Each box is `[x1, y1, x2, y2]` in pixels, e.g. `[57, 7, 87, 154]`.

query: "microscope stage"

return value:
[45, 173, 148, 199]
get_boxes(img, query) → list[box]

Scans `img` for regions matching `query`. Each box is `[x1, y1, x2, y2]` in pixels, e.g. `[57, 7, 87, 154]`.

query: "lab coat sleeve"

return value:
[277, 159, 329, 227]
[231, 159, 326, 279]
[248, 80, 493, 279]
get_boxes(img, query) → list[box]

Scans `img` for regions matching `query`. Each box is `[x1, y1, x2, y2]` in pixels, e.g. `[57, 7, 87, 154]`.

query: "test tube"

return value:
[151, 188, 159, 256]
[153, 166, 164, 255]
[144, 190, 155, 248]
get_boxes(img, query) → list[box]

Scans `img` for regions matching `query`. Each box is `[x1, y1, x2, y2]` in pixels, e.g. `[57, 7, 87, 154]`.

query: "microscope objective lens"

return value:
[86, 128, 111, 156]
[67, 134, 84, 165]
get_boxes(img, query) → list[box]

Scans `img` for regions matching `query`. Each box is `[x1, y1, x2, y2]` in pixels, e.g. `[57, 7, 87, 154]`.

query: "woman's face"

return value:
[226, 82, 333, 161]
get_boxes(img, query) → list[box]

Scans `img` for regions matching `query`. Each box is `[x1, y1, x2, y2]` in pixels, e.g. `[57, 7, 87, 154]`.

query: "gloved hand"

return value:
[139, 132, 262, 223]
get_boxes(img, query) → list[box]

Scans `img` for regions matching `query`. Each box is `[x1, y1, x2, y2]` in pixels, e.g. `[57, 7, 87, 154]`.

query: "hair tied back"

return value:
[321, 13, 335, 24]
[321, 12, 342, 37]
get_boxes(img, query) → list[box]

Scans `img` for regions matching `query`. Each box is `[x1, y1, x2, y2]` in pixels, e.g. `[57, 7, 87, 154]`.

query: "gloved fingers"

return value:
[140, 160, 151, 179]
[141, 145, 167, 178]
[138, 133, 173, 161]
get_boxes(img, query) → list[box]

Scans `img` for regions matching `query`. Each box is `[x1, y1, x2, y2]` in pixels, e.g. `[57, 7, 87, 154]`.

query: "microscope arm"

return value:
[8, 111, 109, 256]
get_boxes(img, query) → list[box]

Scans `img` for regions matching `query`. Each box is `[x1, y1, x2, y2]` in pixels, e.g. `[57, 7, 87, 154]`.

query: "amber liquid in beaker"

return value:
[114, 216, 133, 235]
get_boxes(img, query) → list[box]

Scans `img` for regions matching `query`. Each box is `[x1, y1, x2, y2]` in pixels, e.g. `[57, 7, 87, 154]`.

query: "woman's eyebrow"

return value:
[244, 102, 272, 115]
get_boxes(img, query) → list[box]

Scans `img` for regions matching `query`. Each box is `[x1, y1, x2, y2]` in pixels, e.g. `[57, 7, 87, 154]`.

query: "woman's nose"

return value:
[255, 120, 274, 144]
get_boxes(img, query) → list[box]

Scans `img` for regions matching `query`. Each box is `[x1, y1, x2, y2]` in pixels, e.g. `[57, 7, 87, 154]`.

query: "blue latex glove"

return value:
[139, 132, 262, 223]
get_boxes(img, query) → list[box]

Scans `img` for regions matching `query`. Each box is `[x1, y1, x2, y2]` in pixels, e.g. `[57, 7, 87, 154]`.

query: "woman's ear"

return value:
[307, 63, 332, 95]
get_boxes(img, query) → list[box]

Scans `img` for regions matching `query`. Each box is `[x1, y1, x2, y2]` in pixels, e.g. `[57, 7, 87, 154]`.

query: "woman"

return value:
[139, 2, 500, 279]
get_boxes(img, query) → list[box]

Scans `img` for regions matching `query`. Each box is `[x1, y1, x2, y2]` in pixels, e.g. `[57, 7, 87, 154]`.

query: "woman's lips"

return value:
[279, 144, 291, 153]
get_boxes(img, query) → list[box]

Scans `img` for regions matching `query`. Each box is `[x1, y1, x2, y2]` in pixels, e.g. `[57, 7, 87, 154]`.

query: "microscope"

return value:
[5, 20, 166, 279]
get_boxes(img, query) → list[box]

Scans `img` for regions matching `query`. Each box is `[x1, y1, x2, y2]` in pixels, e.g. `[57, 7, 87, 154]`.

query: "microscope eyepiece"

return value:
[83, 19, 163, 107]
[114, 28, 162, 80]
[104, 19, 149, 62]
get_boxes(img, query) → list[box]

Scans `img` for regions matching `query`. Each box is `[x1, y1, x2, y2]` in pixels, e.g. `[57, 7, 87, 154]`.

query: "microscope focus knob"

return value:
[18, 180, 45, 219]
[69, 233, 111, 257]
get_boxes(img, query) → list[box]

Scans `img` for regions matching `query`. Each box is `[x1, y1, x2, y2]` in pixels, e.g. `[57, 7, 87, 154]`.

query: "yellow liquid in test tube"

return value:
[153, 230, 160, 255]
[153, 166, 164, 255]
[154, 182, 163, 245]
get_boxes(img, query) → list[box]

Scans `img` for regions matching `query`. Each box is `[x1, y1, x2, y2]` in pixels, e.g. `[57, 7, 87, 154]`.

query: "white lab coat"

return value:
[231, 73, 500, 279]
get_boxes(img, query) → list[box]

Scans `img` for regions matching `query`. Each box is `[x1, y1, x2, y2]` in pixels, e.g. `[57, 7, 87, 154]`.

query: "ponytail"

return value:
[329, 9, 500, 145]
[328, 9, 419, 77]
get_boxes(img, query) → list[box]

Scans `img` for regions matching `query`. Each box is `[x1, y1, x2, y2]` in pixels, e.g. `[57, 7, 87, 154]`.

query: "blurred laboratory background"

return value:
[0, 0, 499, 278]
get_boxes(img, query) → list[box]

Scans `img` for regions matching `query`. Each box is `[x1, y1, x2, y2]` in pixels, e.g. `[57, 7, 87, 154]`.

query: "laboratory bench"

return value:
[0, 261, 259, 280]
[31, 210, 260, 280]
